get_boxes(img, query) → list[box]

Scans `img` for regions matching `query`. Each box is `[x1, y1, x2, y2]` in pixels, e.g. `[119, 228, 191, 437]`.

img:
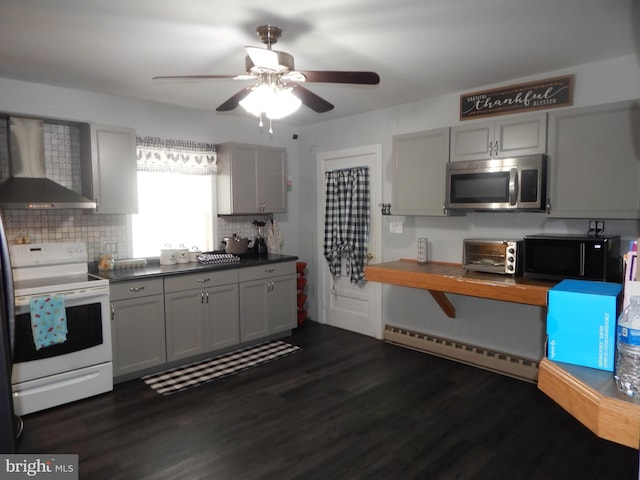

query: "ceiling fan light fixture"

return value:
[267, 88, 302, 119]
[239, 83, 301, 121]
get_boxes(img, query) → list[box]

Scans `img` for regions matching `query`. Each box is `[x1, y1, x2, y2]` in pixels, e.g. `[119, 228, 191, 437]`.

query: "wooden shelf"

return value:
[538, 358, 640, 449]
[364, 259, 555, 317]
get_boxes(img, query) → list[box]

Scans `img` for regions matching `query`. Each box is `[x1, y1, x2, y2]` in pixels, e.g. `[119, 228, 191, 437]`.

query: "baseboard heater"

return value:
[383, 325, 539, 383]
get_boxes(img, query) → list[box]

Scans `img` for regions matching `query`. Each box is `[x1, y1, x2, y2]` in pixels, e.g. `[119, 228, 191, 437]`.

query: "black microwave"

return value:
[523, 234, 622, 282]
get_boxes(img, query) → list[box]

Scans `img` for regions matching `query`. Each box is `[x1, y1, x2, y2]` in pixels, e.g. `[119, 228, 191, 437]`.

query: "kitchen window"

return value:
[131, 137, 217, 258]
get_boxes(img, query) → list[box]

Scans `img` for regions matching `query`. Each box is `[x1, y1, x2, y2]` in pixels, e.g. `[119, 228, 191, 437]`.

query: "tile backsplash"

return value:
[2, 209, 129, 261]
[216, 214, 272, 249]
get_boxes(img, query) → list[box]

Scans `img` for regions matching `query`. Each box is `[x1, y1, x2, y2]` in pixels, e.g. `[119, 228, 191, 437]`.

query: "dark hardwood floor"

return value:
[17, 321, 638, 479]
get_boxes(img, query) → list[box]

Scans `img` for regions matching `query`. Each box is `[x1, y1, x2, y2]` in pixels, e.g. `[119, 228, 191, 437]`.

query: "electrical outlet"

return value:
[588, 220, 597, 232]
[596, 220, 605, 233]
[103, 241, 117, 254]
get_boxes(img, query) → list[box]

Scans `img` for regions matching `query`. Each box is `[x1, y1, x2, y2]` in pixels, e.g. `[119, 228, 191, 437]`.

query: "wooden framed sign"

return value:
[460, 75, 574, 120]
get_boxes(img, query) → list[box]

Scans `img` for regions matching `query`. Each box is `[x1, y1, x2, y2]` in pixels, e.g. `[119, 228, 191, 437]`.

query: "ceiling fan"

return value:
[153, 25, 380, 125]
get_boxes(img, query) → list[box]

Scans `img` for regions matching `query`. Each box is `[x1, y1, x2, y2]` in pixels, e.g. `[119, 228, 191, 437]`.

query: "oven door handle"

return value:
[15, 287, 110, 307]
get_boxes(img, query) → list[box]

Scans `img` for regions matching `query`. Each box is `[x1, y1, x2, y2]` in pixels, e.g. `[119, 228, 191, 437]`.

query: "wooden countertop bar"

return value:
[364, 260, 555, 316]
[538, 358, 640, 449]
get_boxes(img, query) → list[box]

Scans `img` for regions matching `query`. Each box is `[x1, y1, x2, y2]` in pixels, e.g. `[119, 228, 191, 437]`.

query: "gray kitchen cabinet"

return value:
[546, 100, 640, 219]
[164, 270, 240, 362]
[239, 262, 296, 342]
[83, 123, 138, 214]
[110, 278, 166, 378]
[391, 128, 450, 216]
[216, 142, 287, 214]
[450, 112, 547, 162]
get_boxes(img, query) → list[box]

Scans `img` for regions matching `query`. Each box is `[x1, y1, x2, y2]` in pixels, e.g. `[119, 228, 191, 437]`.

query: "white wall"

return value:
[296, 54, 640, 360]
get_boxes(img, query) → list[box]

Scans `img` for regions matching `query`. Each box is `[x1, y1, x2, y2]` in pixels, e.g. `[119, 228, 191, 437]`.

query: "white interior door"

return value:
[316, 145, 382, 339]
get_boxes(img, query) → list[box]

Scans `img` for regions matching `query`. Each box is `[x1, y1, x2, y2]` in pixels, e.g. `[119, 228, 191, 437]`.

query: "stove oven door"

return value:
[11, 286, 112, 415]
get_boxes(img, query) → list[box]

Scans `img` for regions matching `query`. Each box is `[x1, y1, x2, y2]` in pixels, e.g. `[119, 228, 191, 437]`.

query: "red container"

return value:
[296, 262, 307, 275]
[297, 277, 307, 290]
[297, 309, 307, 324]
[297, 293, 307, 308]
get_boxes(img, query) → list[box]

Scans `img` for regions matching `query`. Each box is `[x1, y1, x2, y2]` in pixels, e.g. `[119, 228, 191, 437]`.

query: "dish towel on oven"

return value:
[29, 294, 68, 350]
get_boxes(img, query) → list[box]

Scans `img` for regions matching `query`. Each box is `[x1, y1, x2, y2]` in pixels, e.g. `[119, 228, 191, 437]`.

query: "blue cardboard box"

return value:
[547, 279, 622, 371]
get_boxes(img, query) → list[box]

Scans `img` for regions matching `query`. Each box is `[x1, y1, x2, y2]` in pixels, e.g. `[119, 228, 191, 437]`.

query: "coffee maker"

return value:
[253, 220, 268, 256]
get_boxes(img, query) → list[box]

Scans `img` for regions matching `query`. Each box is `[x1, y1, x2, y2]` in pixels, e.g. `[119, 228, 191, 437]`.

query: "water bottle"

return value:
[614, 296, 640, 400]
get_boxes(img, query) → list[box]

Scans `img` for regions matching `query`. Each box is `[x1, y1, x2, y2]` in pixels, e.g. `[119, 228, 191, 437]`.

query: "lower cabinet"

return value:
[110, 278, 166, 377]
[239, 262, 297, 342]
[109, 261, 296, 380]
[164, 270, 239, 362]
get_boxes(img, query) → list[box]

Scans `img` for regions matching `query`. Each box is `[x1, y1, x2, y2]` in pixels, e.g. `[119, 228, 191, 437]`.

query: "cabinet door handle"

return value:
[201, 291, 205, 304]
[197, 278, 210, 283]
[205, 291, 209, 304]
[265, 268, 275, 273]
[111, 304, 115, 321]
[129, 286, 145, 292]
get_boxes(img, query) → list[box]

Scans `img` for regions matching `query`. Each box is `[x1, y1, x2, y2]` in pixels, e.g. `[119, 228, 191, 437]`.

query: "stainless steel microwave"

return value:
[445, 154, 547, 212]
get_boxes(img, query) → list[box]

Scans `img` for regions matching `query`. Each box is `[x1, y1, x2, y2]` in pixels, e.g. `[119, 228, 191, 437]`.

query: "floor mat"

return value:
[142, 340, 301, 395]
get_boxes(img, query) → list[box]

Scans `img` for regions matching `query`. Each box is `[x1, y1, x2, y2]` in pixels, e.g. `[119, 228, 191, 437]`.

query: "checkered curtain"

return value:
[323, 167, 370, 283]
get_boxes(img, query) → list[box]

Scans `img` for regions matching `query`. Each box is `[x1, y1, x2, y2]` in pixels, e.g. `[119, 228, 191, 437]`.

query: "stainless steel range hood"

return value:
[0, 117, 96, 209]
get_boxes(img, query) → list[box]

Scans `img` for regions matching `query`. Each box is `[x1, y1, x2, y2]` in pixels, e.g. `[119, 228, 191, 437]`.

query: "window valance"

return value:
[136, 136, 217, 175]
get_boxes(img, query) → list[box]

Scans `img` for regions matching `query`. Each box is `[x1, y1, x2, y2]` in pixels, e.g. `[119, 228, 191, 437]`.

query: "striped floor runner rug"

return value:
[142, 340, 301, 395]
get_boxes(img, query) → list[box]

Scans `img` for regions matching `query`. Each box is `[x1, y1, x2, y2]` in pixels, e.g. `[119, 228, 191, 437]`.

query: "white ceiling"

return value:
[0, 0, 638, 126]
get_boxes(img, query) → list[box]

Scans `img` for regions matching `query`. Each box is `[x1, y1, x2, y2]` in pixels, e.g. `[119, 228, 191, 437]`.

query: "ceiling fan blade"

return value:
[297, 71, 380, 85]
[153, 74, 241, 80]
[216, 87, 253, 112]
[291, 85, 334, 113]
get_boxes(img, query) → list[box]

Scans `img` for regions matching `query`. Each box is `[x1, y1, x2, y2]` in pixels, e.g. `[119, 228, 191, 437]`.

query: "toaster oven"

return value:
[463, 239, 523, 275]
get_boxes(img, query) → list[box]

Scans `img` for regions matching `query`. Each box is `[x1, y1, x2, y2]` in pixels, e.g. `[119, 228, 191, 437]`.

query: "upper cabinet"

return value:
[546, 100, 640, 219]
[450, 112, 547, 162]
[83, 124, 138, 214]
[391, 128, 450, 216]
[216, 142, 287, 214]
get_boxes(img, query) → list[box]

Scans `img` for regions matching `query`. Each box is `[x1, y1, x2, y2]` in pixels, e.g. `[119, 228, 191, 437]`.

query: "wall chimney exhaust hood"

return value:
[0, 117, 96, 209]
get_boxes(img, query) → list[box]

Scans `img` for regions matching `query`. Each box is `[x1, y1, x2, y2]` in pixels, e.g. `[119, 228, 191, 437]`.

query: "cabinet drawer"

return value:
[164, 269, 239, 293]
[238, 262, 296, 282]
[110, 278, 164, 301]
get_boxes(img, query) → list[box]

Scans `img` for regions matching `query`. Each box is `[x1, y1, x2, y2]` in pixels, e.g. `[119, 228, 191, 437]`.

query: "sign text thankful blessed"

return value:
[460, 75, 574, 120]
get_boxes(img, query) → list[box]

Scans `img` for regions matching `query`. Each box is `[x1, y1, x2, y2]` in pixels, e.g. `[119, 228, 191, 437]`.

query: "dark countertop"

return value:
[91, 253, 299, 283]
